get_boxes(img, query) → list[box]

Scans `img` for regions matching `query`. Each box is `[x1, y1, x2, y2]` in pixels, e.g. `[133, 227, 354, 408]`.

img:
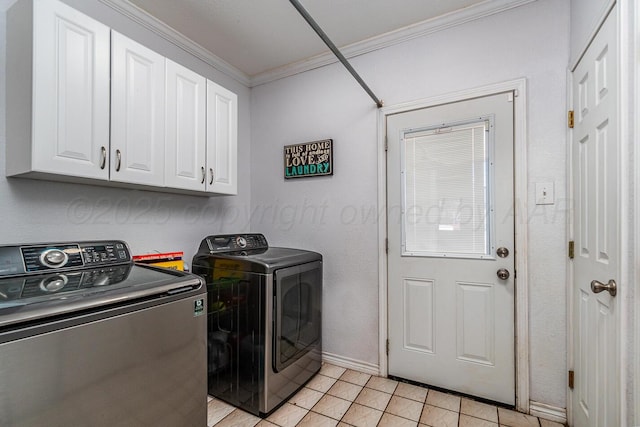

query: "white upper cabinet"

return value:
[7, 0, 110, 180]
[6, 0, 238, 196]
[164, 59, 207, 192]
[110, 31, 165, 186]
[206, 80, 238, 195]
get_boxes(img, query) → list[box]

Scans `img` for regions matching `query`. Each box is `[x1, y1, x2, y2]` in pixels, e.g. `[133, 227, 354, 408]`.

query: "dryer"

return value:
[192, 234, 322, 417]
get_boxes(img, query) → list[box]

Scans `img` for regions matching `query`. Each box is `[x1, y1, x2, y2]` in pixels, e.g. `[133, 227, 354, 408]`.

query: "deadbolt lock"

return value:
[496, 247, 509, 258]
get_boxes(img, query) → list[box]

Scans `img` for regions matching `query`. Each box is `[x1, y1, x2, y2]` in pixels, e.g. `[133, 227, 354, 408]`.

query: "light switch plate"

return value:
[535, 182, 554, 205]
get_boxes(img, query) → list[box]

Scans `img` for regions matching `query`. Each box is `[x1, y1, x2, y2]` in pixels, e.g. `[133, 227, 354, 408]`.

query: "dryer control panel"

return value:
[200, 234, 268, 254]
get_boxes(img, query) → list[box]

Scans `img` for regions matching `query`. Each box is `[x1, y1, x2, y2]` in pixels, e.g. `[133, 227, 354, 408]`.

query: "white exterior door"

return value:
[32, 0, 110, 180]
[570, 7, 620, 427]
[206, 80, 238, 195]
[164, 59, 206, 191]
[387, 92, 515, 405]
[111, 31, 165, 186]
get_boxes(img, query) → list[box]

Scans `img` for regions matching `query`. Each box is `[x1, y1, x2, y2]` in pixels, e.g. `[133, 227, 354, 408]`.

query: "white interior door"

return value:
[387, 92, 515, 405]
[570, 7, 620, 427]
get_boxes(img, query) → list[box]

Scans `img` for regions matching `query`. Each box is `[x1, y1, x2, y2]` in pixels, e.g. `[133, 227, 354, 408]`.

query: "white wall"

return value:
[251, 0, 570, 409]
[0, 0, 251, 262]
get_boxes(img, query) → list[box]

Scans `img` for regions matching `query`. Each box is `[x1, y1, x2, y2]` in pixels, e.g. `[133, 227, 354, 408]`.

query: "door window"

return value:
[401, 118, 494, 258]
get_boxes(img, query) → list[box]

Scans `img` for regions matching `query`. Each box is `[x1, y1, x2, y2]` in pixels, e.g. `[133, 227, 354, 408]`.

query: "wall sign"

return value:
[284, 139, 333, 179]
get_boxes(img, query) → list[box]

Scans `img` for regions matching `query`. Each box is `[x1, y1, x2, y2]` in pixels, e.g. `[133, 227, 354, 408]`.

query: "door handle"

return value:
[209, 168, 214, 185]
[497, 268, 510, 280]
[590, 279, 617, 297]
[201, 167, 206, 184]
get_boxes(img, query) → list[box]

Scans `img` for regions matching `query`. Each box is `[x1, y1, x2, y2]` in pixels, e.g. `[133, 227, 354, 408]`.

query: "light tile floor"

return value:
[207, 363, 566, 427]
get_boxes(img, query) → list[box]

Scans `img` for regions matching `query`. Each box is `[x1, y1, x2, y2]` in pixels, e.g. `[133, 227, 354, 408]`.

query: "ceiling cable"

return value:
[288, 0, 383, 108]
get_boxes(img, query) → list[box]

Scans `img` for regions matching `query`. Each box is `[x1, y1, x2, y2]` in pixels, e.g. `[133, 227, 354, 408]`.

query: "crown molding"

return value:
[99, 0, 536, 88]
[251, 0, 537, 86]
[98, 0, 251, 87]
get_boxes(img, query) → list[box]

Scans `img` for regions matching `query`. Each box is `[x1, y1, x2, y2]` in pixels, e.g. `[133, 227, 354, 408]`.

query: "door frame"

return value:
[377, 78, 529, 413]
[634, 1, 640, 423]
[566, 1, 632, 425]
[630, 2, 639, 424]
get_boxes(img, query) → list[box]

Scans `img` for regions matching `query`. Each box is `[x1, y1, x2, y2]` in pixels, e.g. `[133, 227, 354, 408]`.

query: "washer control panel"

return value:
[81, 242, 130, 267]
[202, 234, 268, 253]
[22, 245, 84, 272]
[16, 241, 131, 274]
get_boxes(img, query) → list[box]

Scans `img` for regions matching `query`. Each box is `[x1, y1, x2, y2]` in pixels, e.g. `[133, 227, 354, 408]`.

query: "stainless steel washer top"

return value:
[0, 240, 207, 427]
[0, 240, 203, 329]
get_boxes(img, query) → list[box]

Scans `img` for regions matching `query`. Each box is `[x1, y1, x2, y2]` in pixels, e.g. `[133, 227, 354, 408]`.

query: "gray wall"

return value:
[250, 0, 570, 408]
[0, 0, 252, 262]
[569, 0, 613, 65]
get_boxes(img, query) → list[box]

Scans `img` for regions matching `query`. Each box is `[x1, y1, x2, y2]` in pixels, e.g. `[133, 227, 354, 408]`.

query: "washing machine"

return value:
[0, 240, 207, 426]
[192, 234, 322, 417]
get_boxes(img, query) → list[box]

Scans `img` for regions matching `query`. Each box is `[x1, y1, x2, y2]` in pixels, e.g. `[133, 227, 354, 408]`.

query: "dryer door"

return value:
[273, 261, 322, 372]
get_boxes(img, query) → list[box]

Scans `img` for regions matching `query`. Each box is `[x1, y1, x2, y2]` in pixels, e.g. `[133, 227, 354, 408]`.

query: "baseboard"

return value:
[322, 351, 380, 376]
[529, 401, 567, 424]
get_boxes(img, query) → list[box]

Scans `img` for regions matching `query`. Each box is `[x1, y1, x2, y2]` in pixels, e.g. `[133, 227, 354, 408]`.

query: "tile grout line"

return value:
[456, 390, 462, 427]
[366, 379, 397, 426]
[335, 371, 366, 425]
[328, 371, 362, 425]
[376, 384, 395, 426]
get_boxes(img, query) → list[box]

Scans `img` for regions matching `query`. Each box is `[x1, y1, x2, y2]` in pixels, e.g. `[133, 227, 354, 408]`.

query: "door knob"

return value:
[590, 279, 617, 297]
[497, 268, 510, 280]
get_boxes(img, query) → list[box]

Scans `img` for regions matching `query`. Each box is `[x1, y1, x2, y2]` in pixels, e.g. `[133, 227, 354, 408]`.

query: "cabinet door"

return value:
[111, 31, 165, 186]
[206, 80, 238, 195]
[32, 0, 110, 179]
[165, 59, 206, 191]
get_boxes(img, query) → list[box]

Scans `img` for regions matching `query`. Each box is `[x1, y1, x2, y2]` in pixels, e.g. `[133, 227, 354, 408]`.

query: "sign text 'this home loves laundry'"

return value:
[284, 139, 333, 179]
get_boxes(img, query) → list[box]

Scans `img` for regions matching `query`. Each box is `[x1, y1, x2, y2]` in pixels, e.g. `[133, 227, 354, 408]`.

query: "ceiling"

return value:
[124, 0, 526, 80]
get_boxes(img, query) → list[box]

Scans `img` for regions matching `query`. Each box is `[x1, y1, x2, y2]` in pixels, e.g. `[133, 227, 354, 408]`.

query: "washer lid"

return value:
[0, 264, 203, 329]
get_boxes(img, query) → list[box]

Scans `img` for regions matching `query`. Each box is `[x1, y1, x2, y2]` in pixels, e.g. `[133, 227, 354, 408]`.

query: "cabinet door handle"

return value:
[115, 149, 121, 172]
[209, 168, 214, 185]
[201, 167, 206, 184]
[99, 146, 107, 170]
